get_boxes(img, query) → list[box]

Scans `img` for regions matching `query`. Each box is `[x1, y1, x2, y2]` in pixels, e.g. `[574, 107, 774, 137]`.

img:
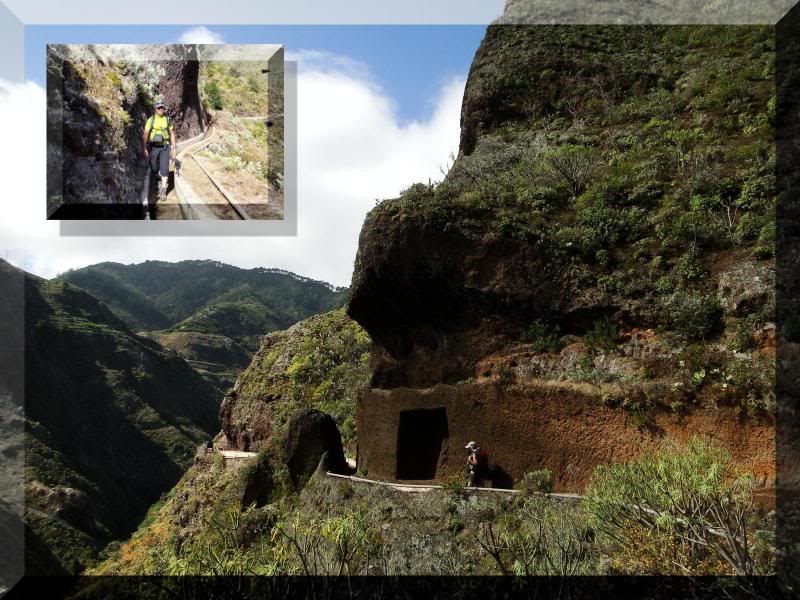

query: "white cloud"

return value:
[0, 53, 464, 288]
[286, 49, 375, 83]
[177, 26, 225, 45]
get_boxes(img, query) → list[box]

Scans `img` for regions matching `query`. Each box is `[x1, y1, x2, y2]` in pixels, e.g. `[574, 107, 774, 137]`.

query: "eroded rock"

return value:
[717, 260, 775, 317]
[283, 408, 347, 488]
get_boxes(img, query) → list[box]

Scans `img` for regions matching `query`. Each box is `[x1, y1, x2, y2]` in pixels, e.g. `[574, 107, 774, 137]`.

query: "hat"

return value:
[465, 441, 478, 450]
[155, 100, 167, 109]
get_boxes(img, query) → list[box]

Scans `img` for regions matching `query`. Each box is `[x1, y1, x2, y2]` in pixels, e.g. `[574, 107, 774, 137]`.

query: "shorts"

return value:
[149, 144, 171, 178]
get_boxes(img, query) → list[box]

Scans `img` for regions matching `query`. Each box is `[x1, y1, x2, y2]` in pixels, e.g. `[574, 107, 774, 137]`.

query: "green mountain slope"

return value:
[91, 308, 371, 575]
[57, 260, 348, 390]
[58, 260, 346, 333]
[22, 272, 221, 574]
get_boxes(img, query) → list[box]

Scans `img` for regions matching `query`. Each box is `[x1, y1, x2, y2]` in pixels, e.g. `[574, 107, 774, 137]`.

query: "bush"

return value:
[583, 317, 618, 353]
[654, 275, 675, 295]
[620, 390, 656, 429]
[673, 249, 704, 282]
[205, 81, 223, 110]
[752, 245, 773, 260]
[518, 469, 554, 495]
[585, 437, 773, 576]
[660, 291, 722, 341]
[717, 356, 775, 415]
[539, 144, 598, 198]
[473, 495, 595, 575]
[728, 315, 761, 353]
[521, 319, 561, 352]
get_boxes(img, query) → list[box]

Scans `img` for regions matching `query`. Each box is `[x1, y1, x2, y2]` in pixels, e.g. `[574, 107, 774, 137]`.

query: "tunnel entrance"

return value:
[396, 408, 448, 480]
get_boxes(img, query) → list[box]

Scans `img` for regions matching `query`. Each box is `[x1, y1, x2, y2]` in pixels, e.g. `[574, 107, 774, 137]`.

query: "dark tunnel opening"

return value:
[396, 407, 448, 480]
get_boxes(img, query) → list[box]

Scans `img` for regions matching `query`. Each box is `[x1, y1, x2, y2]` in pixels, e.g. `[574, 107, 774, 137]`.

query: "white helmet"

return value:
[465, 441, 478, 450]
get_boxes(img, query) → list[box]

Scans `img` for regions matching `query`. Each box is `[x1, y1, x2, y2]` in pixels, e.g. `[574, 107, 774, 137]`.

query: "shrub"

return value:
[728, 315, 760, 353]
[205, 81, 223, 110]
[654, 275, 675, 295]
[521, 319, 561, 352]
[473, 495, 595, 576]
[597, 275, 621, 293]
[655, 208, 720, 250]
[673, 249, 704, 282]
[442, 474, 467, 500]
[574, 202, 627, 254]
[717, 356, 775, 415]
[539, 144, 598, 198]
[584, 437, 773, 576]
[583, 317, 618, 353]
[518, 469, 554, 495]
[621, 391, 655, 429]
[660, 291, 722, 341]
[752, 245, 773, 260]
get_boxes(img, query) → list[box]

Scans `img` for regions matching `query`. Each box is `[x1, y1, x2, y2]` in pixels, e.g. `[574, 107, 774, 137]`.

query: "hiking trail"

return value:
[147, 116, 277, 220]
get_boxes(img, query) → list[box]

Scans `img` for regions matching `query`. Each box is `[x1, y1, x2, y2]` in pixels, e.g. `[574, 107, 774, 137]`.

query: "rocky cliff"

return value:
[348, 24, 776, 489]
[90, 309, 370, 575]
[47, 44, 206, 218]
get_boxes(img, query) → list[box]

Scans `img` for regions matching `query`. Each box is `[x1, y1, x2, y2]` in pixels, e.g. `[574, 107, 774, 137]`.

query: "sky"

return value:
[25, 24, 485, 124]
[0, 24, 486, 287]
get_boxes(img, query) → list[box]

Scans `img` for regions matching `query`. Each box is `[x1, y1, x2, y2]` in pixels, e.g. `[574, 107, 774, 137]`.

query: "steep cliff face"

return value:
[47, 44, 206, 217]
[349, 25, 776, 488]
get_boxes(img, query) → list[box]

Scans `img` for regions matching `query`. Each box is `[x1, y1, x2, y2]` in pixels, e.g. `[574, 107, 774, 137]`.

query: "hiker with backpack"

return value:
[465, 441, 489, 488]
[142, 100, 176, 200]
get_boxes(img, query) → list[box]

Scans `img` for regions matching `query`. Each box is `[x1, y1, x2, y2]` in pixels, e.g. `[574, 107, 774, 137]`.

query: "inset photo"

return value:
[47, 43, 284, 220]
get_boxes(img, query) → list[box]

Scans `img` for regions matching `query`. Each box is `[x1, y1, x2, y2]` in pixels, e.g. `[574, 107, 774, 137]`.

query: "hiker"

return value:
[143, 100, 176, 199]
[465, 441, 489, 488]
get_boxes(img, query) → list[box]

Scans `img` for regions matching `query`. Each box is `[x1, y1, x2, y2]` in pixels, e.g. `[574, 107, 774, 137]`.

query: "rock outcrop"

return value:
[218, 309, 370, 455]
[283, 408, 348, 487]
[348, 24, 776, 489]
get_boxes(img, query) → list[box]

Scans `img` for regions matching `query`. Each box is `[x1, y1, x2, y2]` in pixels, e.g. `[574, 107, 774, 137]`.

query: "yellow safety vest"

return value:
[146, 114, 173, 143]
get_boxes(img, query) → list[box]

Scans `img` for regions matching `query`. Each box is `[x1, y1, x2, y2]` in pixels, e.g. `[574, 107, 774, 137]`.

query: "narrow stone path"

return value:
[324, 471, 585, 500]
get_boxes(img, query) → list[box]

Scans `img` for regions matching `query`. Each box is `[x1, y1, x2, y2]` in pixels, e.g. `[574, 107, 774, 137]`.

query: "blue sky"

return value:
[25, 24, 486, 123]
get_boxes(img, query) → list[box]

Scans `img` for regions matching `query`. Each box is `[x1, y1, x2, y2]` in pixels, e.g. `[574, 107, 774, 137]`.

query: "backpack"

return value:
[469, 449, 489, 473]
[148, 114, 171, 145]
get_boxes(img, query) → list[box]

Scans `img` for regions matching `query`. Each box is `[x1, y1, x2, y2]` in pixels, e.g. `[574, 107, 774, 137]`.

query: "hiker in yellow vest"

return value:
[142, 101, 176, 199]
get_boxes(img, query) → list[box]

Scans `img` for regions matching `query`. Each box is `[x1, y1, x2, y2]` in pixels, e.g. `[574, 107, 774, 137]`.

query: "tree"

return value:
[205, 81, 223, 110]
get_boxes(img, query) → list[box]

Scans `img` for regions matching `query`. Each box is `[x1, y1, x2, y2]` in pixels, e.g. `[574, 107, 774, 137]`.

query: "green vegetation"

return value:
[518, 469, 554, 495]
[521, 319, 560, 352]
[371, 25, 774, 342]
[204, 81, 223, 110]
[659, 291, 722, 341]
[58, 260, 345, 359]
[585, 437, 774, 575]
[94, 435, 772, 578]
[583, 317, 618, 353]
[200, 61, 267, 116]
[195, 115, 275, 186]
[232, 309, 371, 452]
[23, 274, 220, 574]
